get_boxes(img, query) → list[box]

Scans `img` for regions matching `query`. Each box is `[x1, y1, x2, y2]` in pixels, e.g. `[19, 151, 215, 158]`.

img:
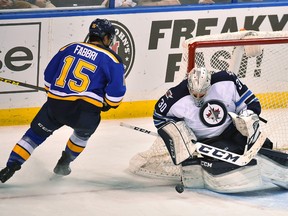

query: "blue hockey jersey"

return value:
[44, 42, 126, 108]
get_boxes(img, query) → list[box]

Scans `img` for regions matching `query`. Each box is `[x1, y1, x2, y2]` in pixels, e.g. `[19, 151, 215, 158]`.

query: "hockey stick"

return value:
[120, 122, 159, 136]
[120, 122, 267, 166]
[0, 76, 45, 92]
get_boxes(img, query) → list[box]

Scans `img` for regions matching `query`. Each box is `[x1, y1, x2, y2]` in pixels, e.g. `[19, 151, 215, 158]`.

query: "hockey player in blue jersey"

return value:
[0, 18, 126, 183]
[152, 67, 288, 192]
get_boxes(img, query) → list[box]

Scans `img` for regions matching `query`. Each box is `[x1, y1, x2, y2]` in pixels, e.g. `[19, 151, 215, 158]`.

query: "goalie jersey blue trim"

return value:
[153, 71, 261, 139]
[44, 42, 126, 108]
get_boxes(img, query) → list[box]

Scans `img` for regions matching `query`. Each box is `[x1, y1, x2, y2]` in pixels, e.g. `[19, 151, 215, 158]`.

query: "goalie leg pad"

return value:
[200, 158, 257, 176]
[181, 158, 262, 193]
[201, 159, 262, 193]
[257, 148, 288, 189]
[262, 138, 273, 149]
[158, 121, 196, 165]
[181, 158, 204, 188]
[128, 136, 182, 179]
[258, 148, 288, 166]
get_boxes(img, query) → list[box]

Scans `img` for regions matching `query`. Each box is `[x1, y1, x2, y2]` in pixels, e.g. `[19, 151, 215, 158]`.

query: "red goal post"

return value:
[187, 36, 288, 73]
[128, 31, 288, 180]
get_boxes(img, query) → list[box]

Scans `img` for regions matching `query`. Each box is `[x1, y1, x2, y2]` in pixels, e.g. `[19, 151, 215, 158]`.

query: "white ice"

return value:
[0, 118, 287, 216]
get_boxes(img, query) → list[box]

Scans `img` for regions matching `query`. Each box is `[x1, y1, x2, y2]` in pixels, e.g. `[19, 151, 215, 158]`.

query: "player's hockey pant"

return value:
[6, 99, 101, 168]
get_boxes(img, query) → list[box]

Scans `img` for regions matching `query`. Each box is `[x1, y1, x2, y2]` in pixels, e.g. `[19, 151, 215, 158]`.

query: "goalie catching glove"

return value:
[229, 110, 260, 145]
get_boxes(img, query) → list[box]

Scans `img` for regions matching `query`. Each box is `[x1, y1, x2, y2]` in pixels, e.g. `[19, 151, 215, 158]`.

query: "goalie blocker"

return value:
[157, 121, 197, 165]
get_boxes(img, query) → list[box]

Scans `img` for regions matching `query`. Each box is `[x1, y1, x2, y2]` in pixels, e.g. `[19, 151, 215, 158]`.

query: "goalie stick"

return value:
[120, 122, 267, 167]
[0, 76, 45, 92]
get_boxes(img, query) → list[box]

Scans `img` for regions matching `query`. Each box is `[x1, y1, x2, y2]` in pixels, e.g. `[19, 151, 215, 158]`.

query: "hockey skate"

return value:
[53, 151, 72, 176]
[0, 163, 21, 183]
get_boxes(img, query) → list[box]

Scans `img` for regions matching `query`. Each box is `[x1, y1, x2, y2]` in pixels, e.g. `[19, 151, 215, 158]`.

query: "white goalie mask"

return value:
[187, 67, 211, 107]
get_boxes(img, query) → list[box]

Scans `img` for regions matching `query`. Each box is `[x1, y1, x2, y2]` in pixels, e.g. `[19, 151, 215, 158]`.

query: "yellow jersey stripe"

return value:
[105, 98, 122, 107]
[47, 93, 103, 107]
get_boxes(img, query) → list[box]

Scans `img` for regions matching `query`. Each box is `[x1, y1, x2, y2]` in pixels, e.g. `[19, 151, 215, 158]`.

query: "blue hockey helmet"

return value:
[89, 18, 115, 47]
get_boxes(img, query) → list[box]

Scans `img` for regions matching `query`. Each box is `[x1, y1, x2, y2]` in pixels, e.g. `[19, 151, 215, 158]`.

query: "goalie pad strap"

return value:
[158, 121, 196, 165]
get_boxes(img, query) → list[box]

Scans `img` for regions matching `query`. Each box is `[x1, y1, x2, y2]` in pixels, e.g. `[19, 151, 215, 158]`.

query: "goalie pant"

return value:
[181, 148, 288, 193]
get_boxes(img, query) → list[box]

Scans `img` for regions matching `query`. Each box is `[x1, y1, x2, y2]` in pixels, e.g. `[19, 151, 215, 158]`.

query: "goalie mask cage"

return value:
[129, 30, 288, 180]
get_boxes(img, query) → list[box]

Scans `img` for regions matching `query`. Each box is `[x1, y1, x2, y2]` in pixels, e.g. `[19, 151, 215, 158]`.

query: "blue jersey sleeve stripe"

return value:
[235, 89, 252, 107]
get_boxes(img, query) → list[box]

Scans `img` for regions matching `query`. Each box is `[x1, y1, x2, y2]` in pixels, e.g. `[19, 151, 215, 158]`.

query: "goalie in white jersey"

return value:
[152, 67, 288, 193]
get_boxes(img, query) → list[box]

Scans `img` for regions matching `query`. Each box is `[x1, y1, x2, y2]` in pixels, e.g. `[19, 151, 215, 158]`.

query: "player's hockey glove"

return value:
[101, 101, 111, 112]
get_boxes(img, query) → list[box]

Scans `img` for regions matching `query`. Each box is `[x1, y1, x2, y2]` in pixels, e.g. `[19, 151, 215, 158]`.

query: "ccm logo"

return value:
[169, 139, 176, 159]
[201, 161, 212, 168]
[198, 145, 240, 162]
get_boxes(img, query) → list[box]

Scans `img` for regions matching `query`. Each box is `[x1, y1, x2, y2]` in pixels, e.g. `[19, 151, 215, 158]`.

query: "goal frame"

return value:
[187, 37, 288, 72]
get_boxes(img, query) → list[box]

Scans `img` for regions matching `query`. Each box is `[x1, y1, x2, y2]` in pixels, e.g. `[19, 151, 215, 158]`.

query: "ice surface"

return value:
[0, 118, 287, 216]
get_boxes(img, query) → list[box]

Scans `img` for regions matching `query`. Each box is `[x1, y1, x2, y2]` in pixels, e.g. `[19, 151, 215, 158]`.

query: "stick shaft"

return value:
[120, 122, 158, 137]
[0, 77, 45, 92]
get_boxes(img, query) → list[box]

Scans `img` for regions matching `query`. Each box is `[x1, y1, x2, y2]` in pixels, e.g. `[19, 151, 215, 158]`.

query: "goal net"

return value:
[129, 30, 288, 180]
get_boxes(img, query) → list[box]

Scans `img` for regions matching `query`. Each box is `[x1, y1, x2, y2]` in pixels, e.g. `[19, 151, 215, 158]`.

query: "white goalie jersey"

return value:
[153, 71, 261, 141]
